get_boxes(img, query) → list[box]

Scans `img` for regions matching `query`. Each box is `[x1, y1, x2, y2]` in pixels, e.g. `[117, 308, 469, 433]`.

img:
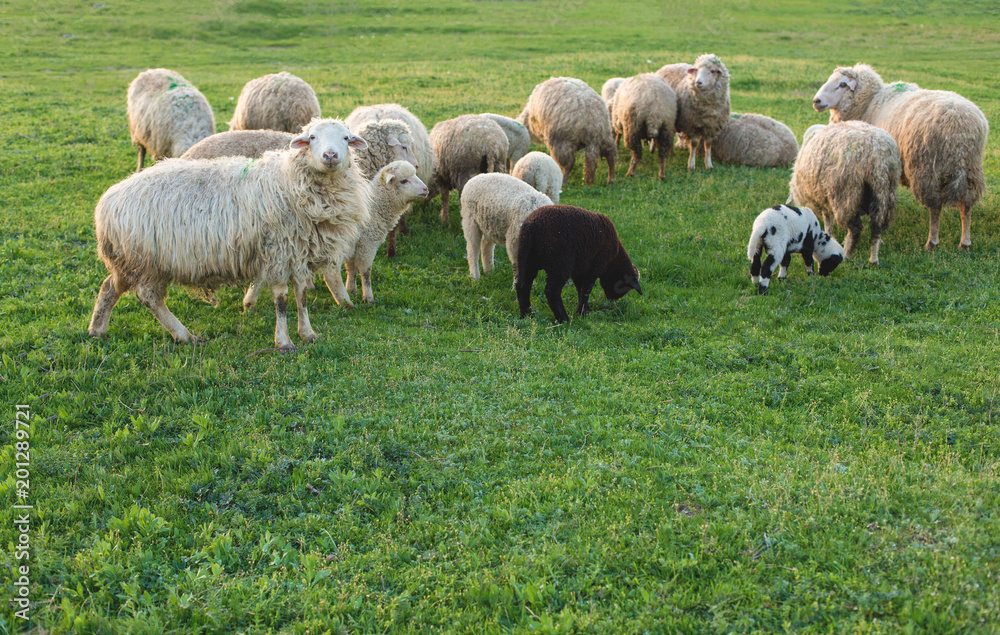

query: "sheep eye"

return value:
[309, 135, 316, 140]
[839, 82, 848, 88]
[400, 179, 409, 184]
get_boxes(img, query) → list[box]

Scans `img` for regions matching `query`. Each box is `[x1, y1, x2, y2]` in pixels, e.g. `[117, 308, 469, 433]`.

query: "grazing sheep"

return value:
[610, 73, 677, 179]
[324, 161, 428, 307]
[481, 113, 531, 170]
[180, 129, 293, 160]
[459, 173, 553, 281]
[789, 121, 901, 265]
[229, 72, 321, 133]
[516, 77, 617, 186]
[812, 63, 989, 250]
[349, 119, 420, 180]
[515, 205, 642, 323]
[747, 204, 845, 295]
[712, 113, 798, 169]
[126, 68, 215, 171]
[511, 151, 562, 203]
[88, 119, 370, 350]
[656, 54, 731, 170]
[429, 114, 509, 225]
[601, 77, 626, 105]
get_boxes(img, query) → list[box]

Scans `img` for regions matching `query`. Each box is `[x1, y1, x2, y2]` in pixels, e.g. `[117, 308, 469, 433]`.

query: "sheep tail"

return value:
[747, 229, 764, 262]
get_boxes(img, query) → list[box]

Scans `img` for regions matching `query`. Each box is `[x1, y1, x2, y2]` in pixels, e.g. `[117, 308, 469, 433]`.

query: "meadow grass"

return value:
[2, 0, 1000, 632]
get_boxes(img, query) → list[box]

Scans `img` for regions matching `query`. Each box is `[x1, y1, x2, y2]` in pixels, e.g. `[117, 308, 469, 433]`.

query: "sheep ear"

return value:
[686, 67, 697, 76]
[845, 77, 857, 91]
[290, 133, 311, 149]
[387, 135, 400, 147]
[348, 134, 368, 150]
[382, 168, 396, 184]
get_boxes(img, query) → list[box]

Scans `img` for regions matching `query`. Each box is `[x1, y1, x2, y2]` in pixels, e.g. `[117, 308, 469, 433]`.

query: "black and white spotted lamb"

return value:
[747, 204, 845, 295]
[515, 205, 642, 322]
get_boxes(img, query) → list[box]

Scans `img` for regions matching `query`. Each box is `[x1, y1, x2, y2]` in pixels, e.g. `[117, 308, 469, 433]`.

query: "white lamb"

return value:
[511, 151, 562, 203]
[88, 119, 370, 350]
[747, 204, 845, 295]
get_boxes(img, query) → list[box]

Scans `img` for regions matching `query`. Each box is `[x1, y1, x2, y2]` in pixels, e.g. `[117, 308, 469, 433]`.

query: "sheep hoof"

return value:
[757, 285, 768, 295]
[363, 297, 375, 304]
[959, 242, 971, 251]
[300, 332, 318, 343]
[278, 344, 298, 353]
[924, 240, 938, 251]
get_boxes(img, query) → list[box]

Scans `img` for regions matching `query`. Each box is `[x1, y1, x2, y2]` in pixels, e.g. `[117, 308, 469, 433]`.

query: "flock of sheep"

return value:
[89, 56, 990, 346]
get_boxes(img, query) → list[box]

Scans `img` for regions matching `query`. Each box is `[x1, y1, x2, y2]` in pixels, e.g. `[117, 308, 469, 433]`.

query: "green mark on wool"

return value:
[241, 159, 256, 179]
[890, 81, 914, 92]
[731, 113, 741, 119]
[166, 76, 187, 91]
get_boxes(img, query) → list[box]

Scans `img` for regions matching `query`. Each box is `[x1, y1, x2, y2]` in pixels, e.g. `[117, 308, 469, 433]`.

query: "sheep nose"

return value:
[696, 80, 704, 87]
[323, 151, 339, 161]
[812, 98, 823, 107]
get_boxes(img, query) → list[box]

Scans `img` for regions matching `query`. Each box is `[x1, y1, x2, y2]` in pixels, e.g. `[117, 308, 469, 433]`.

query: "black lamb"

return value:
[515, 204, 642, 322]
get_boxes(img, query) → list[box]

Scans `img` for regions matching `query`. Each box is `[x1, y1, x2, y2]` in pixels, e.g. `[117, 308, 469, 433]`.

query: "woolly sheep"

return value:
[812, 63, 989, 250]
[126, 68, 215, 171]
[180, 129, 293, 160]
[789, 121, 901, 265]
[656, 54, 731, 170]
[511, 151, 562, 203]
[747, 204, 845, 295]
[459, 173, 553, 281]
[481, 113, 531, 171]
[349, 119, 420, 180]
[88, 119, 370, 350]
[324, 161, 428, 306]
[516, 205, 642, 323]
[229, 72, 321, 133]
[516, 77, 617, 186]
[802, 124, 827, 148]
[610, 73, 677, 179]
[429, 114, 509, 225]
[712, 113, 798, 168]
[601, 77, 626, 105]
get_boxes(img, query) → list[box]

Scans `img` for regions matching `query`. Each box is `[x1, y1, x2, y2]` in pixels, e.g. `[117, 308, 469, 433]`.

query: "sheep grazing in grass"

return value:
[229, 72, 321, 134]
[747, 204, 844, 295]
[789, 121, 901, 265]
[126, 68, 215, 171]
[429, 114, 509, 225]
[481, 113, 531, 171]
[812, 63, 989, 250]
[610, 73, 677, 179]
[180, 129, 293, 160]
[712, 113, 798, 169]
[601, 77, 626, 105]
[515, 205, 642, 323]
[517, 77, 617, 186]
[656, 54, 731, 170]
[324, 161, 428, 307]
[459, 173, 553, 281]
[88, 119, 371, 350]
[511, 151, 562, 203]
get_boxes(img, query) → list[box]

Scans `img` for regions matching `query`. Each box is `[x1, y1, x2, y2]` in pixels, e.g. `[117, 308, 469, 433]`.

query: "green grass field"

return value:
[2, 1, 1000, 632]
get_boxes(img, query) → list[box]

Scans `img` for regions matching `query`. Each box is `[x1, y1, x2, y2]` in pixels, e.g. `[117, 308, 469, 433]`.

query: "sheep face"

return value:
[291, 120, 368, 172]
[688, 55, 728, 91]
[601, 251, 643, 300]
[812, 69, 858, 113]
[813, 231, 846, 276]
[382, 161, 429, 200]
[387, 133, 419, 172]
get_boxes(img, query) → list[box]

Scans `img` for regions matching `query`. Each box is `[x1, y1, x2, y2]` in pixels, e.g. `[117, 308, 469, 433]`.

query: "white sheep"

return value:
[511, 151, 562, 204]
[812, 63, 989, 250]
[126, 68, 215, 171]
[324, 161, 429, 306]
[229, 72, 321, 133]
[601, 77, 626, 105]
[711, 113, 798, 169]
[656, 54, 731, 170]
[459, 173, 553, 281]
[517, 77, 617, 186]
[789, 121, 901, 265]
[429, 114, 509, 225]
[609, 73, 677, 179]
[747, 205, 845, 294]
[180, 129, 292, 160]
[348, 119, 420, 180]
[481, 113, 531, 170]
[88, 119, 370, 350]
[801, 124, 827, 148]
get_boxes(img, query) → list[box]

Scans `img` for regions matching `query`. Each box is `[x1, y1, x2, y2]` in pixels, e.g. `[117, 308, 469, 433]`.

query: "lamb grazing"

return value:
[459, 173, 553, 281]
[511, 151, 562, 203]
[323, 161, 428, 307]
[348, 119, 420, 180]
[601, 77, 626, 105]
[515, 205, 642, 323]
[346, 103, 435, 255]
[126, 68, 215, 171]
[180, 129, 293, 160]
[656, 54, 731, 170]
[789, 121, 901, 265]
[812, 63, 989, 250]
[610, 73, 677, 179]
[88, 119, 371, 350]
[429, 114, 509, 225]
[481, 113, 531, 171]
[516, 77, 617, 186]
[229, 72, 321, 133]
[711, 113, 799, 168]
[747, 204, 845, 295]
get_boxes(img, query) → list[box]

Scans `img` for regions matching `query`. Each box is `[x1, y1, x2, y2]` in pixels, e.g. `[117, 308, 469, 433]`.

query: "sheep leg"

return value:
[703, 138, 713, 170]
[88, 275, 124, 337]
[777, 252, 792, 280]
[136, 284, 194, 344]
[516, 267, 539, 318]
[656, 132, 671, 180]
[544, 275, 571, 323]
[321, 262, 354, 309]
[397, 212, 410, 236]
[270, 284, 294, 350]
[801, 242, 815, 276]
[293, 280, 318, 343]
[360, 268, 375, 304]
[552, 144, 576, 184]
[925, 206, 941, 251]
[505, 234, 520, 284]
[440, 189, 450, 225]
[345, 258, 359, 294]
[686, 138, 698, 171]
[243, 283, 261, 312]
[353, 243, 378, 304]
[463, 221, 483, 279]
[575, 277, 596, 316]
[136, 145, 146, 172]
[605, 149, 616, 185]
[844, 216, 863, 259]
[480, 239, 495, 276]
[386, 229, 397, 258]
[583, 146, 599, 186]
[959, 201, 972, 250]
[869, 233, 883, 266]
[757, 254, 778, 295]
[750, 250, 763, 286]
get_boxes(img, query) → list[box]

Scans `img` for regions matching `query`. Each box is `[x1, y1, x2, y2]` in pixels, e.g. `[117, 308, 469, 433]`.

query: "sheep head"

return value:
[291, 118, 368, 172]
